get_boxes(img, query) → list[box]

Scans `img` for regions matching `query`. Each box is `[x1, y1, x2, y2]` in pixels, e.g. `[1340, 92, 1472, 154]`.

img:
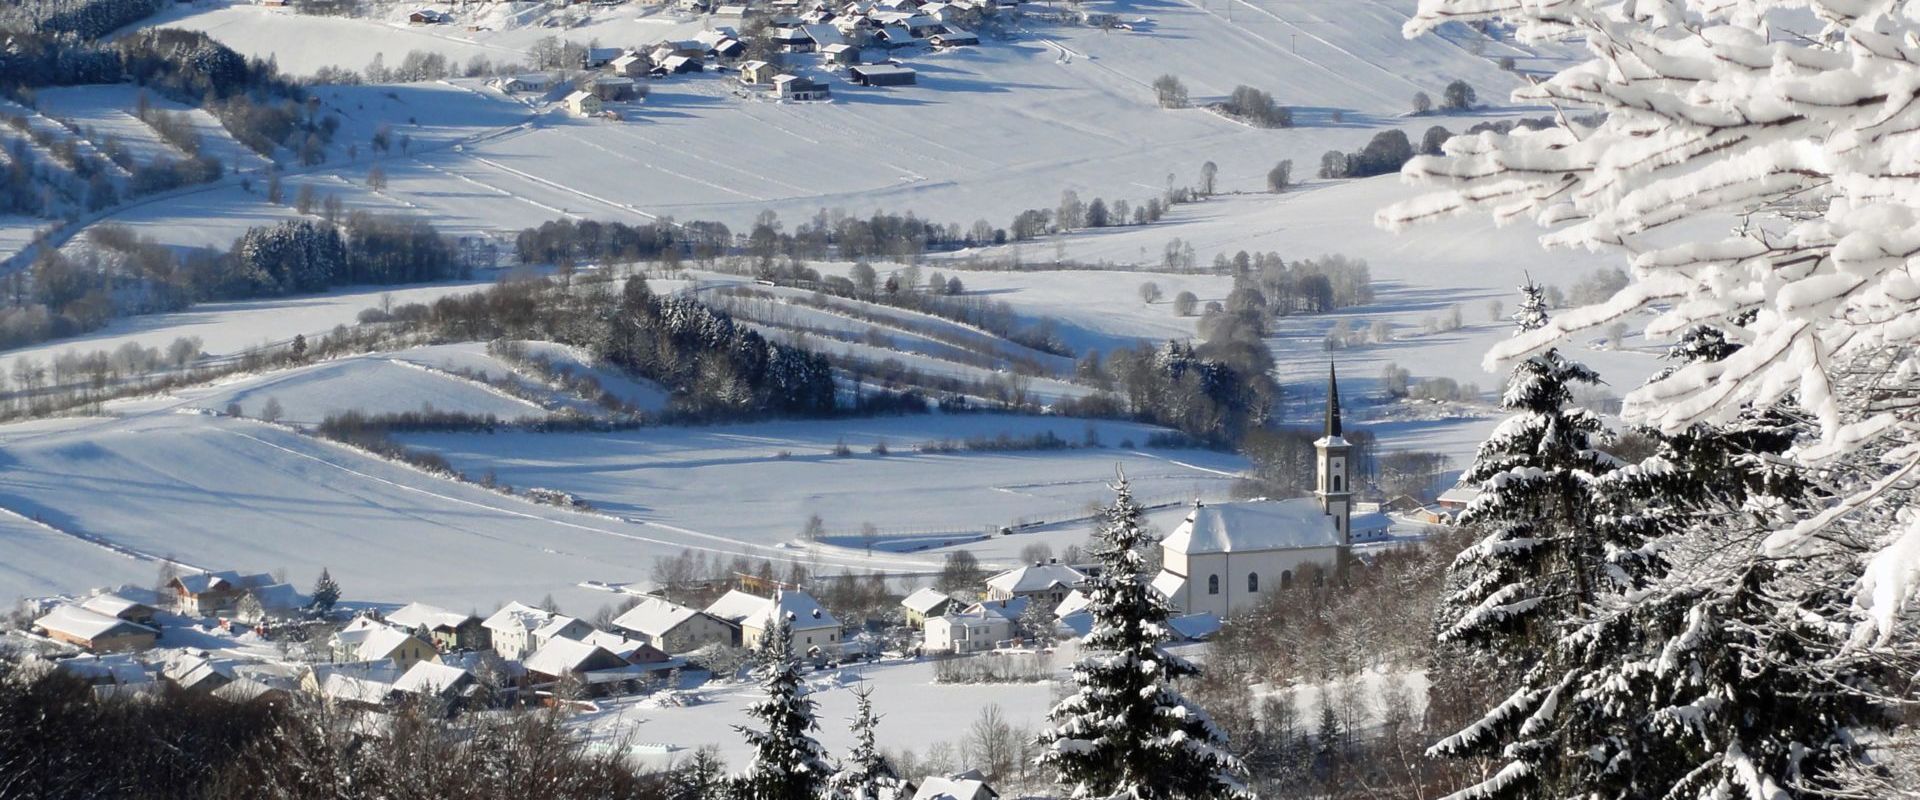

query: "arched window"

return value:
[1333, 474, 1343, 492]
[1281, 570, 1293, 589]
[1207, 575, 1220, 595]
[1247, 573, 1259, 593]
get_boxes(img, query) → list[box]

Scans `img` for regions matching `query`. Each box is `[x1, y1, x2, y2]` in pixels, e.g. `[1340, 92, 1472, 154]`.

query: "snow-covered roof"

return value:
[804, 23, 847, 45]
[744, 589, 838, 632]
[1149, 571, 1186, 600]
[1161, 499, 1345, 555]
[565, 90, 596, 103]
[928, 610, 1009, 631]
[984, 563, 1085, 595]
[34, 605, 155, 641]
[1169, 613, 1223, 641]
[523, 637, 623, 677]
[1052, 589, 1089, 618]
[532, 614, 587, 641]
[357, 627, 425, 661]
[1437, 483, 1481, 504]
[55, 654, 150, 684]
[583, 630, 657, 661]
[80, 593, 154, 619]
[704, 589, 771, 624]
[901, 587, 956, 615]
[613, 596, 703, 636]
[175, 570, 271, 594]
[320, 670, 396, 705]
[392, 661, 471, 696]
[965, 597, 1028, 619]
[483, 601, 557, 634]
[913, 774, 996, 800]
[387, 602, 476, 632]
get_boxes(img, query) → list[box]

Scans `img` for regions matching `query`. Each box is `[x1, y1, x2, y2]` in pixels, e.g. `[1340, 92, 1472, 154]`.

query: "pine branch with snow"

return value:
[733, 617, 836, 800]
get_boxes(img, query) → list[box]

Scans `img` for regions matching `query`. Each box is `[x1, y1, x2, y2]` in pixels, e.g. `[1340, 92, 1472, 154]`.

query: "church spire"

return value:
[1324, 362, 1343, 439]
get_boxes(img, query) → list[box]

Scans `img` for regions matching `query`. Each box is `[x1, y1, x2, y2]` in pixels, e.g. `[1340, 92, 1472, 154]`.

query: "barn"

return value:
[848, 64, 917, 86]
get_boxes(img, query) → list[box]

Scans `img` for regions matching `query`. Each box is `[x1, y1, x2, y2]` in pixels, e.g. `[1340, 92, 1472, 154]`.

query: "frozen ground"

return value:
[190, 350, 550, 425]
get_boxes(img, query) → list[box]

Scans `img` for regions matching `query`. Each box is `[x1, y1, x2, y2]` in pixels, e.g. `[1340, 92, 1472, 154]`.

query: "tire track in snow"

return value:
[467, 154, 661, 221]
[541, 127, 774, 201]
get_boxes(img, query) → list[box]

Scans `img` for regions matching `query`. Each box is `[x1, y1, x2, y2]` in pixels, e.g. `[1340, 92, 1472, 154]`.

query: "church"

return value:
[1152, 365, 1387, 618]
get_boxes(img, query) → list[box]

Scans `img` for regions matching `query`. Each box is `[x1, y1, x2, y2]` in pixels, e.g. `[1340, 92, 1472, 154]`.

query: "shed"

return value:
[35, 606, 158, 653]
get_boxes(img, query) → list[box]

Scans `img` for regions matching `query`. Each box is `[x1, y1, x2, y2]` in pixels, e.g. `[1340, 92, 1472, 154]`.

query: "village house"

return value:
[168, 570, 274, 616]
[386, 602, 489, 652]
[521, 637, 634, 687]
[493, 73, 555, 94]
[983, 561, 1083, 606]
[162, 652, 238, 693]
[407, 9, 445, 24]
[822, 42, 859, 64]
[655, 54, 703, 75]
[922, 608, 1013, 654]
[80, 593, 159, 626]
[351, 626, 440, 670]
[482, 602, 592, 659]
[391, 660, 476, 704]
[34, 605, 159, 652]
[564, 90, 604, 117]
[914, 771, 999, 800]
[609, 51, 651, 78]
[1436, 481, 1480, 515]
[772, 74, 832, 101]
[900, 587, 957, 625]
[874, 25, 915, 47]
[771, 27, 816, 53]
[713, 3, 748, 15]
[611, 596, 733, 653]
[705, 588, 841, 649]
[583, 46, 624, 68]
[848, 63, 917, 86]
[738, 60, 779, 84]
[928, 28, 978, 47]
[304, 662, 403, 709]
[804, 22, 848, 49]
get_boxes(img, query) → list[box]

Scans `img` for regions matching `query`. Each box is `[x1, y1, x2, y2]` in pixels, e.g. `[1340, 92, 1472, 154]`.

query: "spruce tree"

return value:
[1434, 280, 1624, 650]
[1036, 475, 1247, 799]
[733, 617, 834, 800]
[828, 686, 910, 800]
[309, 567, 340, 613]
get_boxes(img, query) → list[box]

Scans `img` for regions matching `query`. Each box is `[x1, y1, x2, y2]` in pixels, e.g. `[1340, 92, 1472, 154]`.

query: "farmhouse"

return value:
[304, 662, 402, 708]
[875, 25, 915, 47]
[738, 60, 779, 84]
[482, 601, 592, 659]
[822, 42, 859, 64]
[612, 596, 733, 654]
[80, 593, 159, 626]
[900, 587, 957, 625]
[391, 661, 475, 702]
[772, 74, 832, 101]
[583, 47, 623, 68]
[706, 588, 841, 650]
[610, 52, 651, 78]
[407, 9, 445, 24]
[770, 27, 816, 53]
[352, 627, 440, 669]
[33, 605, 158, 652]
[493, 73, 554, 94]
[923, 609, 1012, 654]
[521, 637, 632, 686]
[564, 90, 603, 117]
[386, 602, 488, 651]
[168, 570, 274, 616]
[593, 76, 640, 101]
[929, 28, 978, 47]
[914, 772, 999, 800]
[656, 55, 703, 75]
[983, 561, 1083, 605]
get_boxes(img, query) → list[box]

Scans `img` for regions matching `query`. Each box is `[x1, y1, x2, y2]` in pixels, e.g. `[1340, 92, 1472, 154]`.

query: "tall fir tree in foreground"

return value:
[733, 617, 834, 800]
[828, 686, 911, 800]
[1434, 280, 1625, 651]
[1037, 475, 1248, 799]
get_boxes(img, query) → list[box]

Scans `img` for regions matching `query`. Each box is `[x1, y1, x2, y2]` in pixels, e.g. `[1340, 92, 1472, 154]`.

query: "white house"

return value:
[612, 597, 733, 654]
[983, 562, 1084, 605]
[482, 602, 592, 659]
[564, 90, 603, 117]
[923, 609, 1013, 654]
[1153, 367, 1386, 618]
[706, 589, 841, 651]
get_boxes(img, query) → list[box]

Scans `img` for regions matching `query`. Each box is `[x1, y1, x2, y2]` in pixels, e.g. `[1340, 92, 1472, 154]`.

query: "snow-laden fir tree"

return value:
[309, 567, 340, 613]
[733, 616, 835, 800]
[828, 686, 911, 800]
[1036, 475, 1248, 800]
[1434, 280, 1626, 651]
[1383, 0, 1920, 793]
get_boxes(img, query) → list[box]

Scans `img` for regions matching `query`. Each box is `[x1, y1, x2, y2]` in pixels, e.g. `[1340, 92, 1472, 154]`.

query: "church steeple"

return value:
[1315, 362, 1352, 546]
[1324, 362, 1343, 439]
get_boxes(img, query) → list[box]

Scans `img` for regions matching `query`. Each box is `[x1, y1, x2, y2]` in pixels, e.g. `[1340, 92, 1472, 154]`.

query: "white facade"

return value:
[923, 611, 1013, 654]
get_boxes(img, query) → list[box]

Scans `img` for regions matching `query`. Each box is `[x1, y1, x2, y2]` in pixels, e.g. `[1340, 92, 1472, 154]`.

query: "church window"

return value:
[1207, 575, 1219, 595]
[1333, 475, 1343, 492]
[1247, 573, 1259, 592]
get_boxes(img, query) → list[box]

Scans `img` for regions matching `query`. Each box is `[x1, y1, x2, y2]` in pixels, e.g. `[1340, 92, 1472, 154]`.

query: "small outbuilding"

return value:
[564, 90, 604, 117]
[848, 63, 916, 86]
